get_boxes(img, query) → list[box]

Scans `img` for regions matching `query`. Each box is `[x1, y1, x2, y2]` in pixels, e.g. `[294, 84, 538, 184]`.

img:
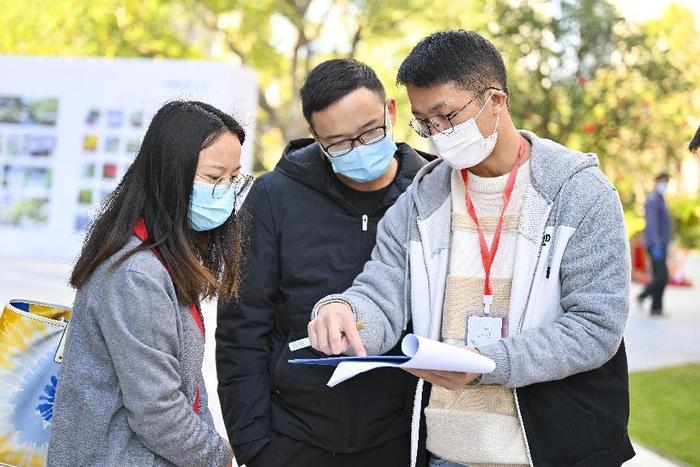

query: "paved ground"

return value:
[626, 255, 700, 373]
[1, 254, 698, 466]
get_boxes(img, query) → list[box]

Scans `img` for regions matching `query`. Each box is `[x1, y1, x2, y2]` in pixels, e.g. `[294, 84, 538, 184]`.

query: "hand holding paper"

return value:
[290, 334, 496, 387]
[404, 366, 481, 391]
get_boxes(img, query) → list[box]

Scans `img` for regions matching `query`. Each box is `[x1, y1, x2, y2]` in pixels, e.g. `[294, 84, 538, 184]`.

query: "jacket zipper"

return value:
[347, 214, 371, 452]
[409, 218, 435, 467]
[514, 388, 534, 467]
[416, 219, 434, 334]
[409, 378, 424, 467]
[516, 209, 553, 334]
[513, 207, 554, 467]
[402, 242, 411, 331]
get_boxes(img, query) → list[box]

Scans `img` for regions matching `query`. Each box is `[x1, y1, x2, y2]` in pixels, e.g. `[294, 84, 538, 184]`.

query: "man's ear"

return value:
[386, 98, 398, 127]
[490, 90, 508, 115]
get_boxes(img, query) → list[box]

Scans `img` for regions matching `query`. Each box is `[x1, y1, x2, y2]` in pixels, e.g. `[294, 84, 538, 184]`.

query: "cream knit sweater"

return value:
[425, 161, 531, 466]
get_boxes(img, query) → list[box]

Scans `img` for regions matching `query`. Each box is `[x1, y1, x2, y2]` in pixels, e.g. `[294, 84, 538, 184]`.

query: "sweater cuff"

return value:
[211, 437, 232, 467]
[311, 294, 357, 320]
[477, 340, 511, 386]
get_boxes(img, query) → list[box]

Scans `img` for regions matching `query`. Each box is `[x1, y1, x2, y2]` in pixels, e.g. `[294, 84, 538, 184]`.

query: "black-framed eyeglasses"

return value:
[195, 173, 254, 200]
[409, 87, 501, 138]
[321, 105, 389, 158]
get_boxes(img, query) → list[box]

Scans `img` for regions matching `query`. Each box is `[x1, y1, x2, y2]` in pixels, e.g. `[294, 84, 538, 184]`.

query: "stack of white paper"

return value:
[289, 334, 496, 387]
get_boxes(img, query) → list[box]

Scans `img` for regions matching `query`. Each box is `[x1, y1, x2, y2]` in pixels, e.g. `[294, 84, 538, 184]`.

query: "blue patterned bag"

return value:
[0, 299, 71, 467]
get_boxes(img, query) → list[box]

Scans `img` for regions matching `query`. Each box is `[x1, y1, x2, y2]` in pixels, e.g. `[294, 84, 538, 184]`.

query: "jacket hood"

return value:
[275, 137, 432, 212]
[409, 130, 600, 219]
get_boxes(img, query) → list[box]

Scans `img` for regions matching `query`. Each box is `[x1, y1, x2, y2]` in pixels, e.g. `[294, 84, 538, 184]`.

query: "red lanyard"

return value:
[460, 135, 527, 314]
[134, 218, 203, 413]
[133, 218, 205, 336]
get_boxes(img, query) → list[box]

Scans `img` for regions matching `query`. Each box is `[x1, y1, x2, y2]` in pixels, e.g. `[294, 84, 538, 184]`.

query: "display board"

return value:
[0, 56, 257, 261]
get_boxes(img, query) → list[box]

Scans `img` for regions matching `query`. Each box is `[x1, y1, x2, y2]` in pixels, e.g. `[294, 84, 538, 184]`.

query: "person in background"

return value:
[690, 124, 700, 153]
[48, 101, 252, 466]
[216, 59, 429, 467]
[638, 172, 672, 316]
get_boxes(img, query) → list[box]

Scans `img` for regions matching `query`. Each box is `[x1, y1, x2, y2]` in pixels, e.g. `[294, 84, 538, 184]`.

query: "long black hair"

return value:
[71, 101, 246, 304]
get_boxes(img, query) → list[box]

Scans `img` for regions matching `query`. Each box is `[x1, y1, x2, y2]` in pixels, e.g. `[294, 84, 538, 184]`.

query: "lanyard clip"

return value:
[483, 294, 493, 315]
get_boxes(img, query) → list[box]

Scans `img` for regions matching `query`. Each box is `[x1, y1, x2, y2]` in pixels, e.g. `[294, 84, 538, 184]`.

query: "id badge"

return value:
[466, 314, 506, 347]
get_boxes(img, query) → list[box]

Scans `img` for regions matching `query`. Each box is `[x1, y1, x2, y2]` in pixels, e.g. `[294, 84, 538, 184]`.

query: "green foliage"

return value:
[624, 209, 645, 239]
[668, 196, 700, 250]
[629, 365, 700, 466]
[0, 0, 698, 213]
[0, 0, 203, 58]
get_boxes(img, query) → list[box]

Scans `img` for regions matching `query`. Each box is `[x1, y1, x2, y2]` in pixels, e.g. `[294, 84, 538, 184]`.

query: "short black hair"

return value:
[397, 30, 509, 99]
[656, 172, 670, 182]
[300, 59, 386, 124]
[689, 125, 700, 153]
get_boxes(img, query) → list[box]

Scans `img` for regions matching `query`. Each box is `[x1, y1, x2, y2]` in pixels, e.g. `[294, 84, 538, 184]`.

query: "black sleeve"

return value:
[216, 178, 280, 464]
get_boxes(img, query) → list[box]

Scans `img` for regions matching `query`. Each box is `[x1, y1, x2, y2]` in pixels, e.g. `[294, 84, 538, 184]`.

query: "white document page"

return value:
[326, 334, 496, 387]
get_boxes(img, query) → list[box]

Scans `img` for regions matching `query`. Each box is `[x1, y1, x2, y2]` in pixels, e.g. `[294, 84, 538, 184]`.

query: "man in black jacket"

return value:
[216, 59, 430, 467]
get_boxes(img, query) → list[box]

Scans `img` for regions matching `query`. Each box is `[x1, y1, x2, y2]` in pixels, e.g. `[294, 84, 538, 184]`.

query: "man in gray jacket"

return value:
[309, 30, 634, 467]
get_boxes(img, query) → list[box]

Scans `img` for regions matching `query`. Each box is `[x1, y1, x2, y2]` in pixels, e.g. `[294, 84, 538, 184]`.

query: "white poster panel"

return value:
[0, 56, 257, 261]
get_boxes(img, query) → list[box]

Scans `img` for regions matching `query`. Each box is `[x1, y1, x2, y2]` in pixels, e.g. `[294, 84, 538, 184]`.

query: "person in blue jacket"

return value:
[638, 172, 672, 315]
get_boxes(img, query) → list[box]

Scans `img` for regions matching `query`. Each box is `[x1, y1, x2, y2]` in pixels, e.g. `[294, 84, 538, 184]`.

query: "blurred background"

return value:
[0, 0, 699, 465]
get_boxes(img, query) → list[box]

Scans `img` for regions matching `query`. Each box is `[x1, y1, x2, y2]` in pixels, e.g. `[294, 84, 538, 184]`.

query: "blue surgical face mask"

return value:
[189, 181, 238, 231]
[657, 182, 668, 195]
[324, 130, 397, 183]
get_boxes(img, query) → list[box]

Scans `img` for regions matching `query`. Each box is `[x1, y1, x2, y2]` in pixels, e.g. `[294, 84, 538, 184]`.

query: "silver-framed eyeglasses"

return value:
[408, 87, 501, 138]
[321, 104, 389, 158]
[195, 173, 254, 200]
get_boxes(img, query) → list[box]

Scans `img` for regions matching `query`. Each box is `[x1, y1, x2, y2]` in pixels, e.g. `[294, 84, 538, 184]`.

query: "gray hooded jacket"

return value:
[48, 237, 229, 467]
[314, 131, 632, 466]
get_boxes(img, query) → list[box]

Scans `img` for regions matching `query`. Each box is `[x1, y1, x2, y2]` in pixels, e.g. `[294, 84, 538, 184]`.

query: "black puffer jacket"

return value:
[216, 138, 432, 464]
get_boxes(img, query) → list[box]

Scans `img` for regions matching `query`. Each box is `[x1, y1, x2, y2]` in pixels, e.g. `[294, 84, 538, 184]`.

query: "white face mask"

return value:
[429, 92, 499, 170]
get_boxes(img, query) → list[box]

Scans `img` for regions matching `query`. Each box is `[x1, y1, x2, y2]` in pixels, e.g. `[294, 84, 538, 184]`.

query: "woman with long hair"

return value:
[47, 101, 252, 466]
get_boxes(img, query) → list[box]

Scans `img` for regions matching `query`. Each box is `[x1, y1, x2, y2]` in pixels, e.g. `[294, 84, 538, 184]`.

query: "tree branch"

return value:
[198, 5, 289, 140]
[281, 0, 314, 104]
[290, 27, 308, 97]
[258, 88, 289, 142]
[302, 1, 334, 77]
[348, 24, 363, 58]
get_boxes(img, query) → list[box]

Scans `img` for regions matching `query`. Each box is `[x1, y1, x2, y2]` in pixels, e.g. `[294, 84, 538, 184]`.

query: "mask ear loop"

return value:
[491, 113, 500, 137]
[384, 101, 393, 135]
[474, 90, 499, 138]
[474, 90, 496, 120]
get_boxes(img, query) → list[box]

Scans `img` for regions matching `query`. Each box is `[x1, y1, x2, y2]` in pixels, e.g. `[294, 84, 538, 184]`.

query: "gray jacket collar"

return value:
[410, 130, 599, 219]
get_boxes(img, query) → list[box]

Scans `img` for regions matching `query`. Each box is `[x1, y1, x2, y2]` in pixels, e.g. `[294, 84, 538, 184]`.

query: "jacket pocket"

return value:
[270, 331, 337, 388]
[518, 380, 602, 465]
[518, 352, 630, 466]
